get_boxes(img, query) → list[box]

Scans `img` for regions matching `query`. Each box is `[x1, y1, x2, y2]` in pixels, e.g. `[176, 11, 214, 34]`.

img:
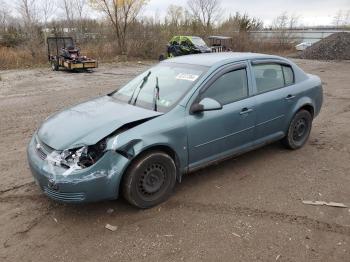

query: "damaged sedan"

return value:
[27, 53, 323, 208]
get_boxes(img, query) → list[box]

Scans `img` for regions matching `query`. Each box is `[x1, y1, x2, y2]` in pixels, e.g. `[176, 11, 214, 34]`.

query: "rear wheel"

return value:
[122, 151, 176, 208]
[282, 110, 312, 149]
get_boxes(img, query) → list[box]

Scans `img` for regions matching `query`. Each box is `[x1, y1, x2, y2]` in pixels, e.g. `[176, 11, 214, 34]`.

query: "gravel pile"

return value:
[301, 32, 350, 60]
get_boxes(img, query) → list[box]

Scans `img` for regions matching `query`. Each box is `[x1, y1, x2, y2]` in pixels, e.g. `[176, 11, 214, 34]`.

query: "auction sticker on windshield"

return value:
[176, 73, 199, 82]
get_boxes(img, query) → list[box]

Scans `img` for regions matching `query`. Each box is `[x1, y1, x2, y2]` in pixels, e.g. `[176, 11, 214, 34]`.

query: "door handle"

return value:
[285, 94, 296, 100]
[240, 107, 253, 115]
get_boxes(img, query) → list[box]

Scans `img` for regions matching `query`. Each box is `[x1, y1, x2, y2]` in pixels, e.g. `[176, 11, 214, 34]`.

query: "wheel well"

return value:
[140, 145, 180, 170]
[299, 104, 314, 118]
[122, 145, 181, 183]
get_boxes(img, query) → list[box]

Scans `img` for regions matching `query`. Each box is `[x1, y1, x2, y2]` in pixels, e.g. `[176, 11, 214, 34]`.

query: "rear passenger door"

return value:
[251, 60, 296, 142]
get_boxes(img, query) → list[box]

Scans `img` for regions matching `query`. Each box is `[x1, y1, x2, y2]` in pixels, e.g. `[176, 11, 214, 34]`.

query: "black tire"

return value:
[122, 151, 176, 208]
[51, 61, 59, 71]
[282, 110, 312, 149]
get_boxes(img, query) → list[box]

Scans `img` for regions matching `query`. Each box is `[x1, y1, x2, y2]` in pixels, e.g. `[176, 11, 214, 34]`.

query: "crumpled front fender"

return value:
[27, 135, 131, 202]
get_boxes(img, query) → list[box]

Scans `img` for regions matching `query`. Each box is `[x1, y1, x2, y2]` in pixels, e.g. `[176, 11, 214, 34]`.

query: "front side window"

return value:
[253, 63, 295, 94]
[201, 68, 248, 105]
[112, 63, 207, 112]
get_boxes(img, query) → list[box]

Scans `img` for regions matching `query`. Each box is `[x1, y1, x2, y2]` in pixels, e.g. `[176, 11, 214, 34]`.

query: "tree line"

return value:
[0, 0, 349, 68]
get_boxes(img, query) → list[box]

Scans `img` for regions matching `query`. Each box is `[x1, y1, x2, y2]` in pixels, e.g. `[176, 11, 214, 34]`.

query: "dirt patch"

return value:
[0, 60, 349, 262]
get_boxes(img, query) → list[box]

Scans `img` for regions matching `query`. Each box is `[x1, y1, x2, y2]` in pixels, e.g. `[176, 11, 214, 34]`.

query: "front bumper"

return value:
[27, 135, 129, 203]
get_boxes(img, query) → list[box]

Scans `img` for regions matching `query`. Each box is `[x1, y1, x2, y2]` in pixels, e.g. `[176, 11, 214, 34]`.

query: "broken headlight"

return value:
[60, 139, 107, 169]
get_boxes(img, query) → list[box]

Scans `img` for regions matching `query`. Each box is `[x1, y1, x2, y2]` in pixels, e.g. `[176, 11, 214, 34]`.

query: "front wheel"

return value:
[122, 151, 176, 208]
[282, 110, 312, 149]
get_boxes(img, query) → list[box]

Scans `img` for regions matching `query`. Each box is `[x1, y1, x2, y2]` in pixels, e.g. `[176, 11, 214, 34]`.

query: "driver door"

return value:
[186, 63, 256, 170]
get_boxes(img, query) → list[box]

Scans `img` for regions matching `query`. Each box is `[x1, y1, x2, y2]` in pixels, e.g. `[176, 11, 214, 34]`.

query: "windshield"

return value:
[112, 63, 207, 112]
[192, 37, 207, 47]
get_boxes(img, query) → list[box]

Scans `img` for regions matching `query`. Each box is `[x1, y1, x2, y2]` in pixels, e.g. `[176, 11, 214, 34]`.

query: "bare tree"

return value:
[0, 1, 8, 30]
[166, 5, 185, 27]
[89, 0, 148, 54]
[231, 12, 263, 32]
[345, 10, 350, 27]
[187, 0, 221, 34]
[38, 0, 57, 40]
[272, 12, 299, 47]
[17, 0, 38, 24]
[165, 4, 187, 36]
[61, 0, 74, 27]
[57, 0, 87, 33]
[16, 0, 43, 58]
[75, 0, 87, 20]
[333, 9, 350, 27]
[333, 10, 343, 28]
[73, 0, 87, 34]
[40, 0, 57, 25]
[273, 12, 299, 29]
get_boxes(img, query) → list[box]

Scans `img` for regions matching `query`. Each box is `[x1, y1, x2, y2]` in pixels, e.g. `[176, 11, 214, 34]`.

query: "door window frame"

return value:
[188, 61, 253, 113]
[250, 59, 295, 95]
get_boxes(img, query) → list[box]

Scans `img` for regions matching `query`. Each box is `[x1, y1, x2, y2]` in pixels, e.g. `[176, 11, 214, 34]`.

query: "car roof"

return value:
[172, 35, 200, 38]
[208, 36, 232, 40]
[164, 52, 285, 67]
[170, 36, 202, 40]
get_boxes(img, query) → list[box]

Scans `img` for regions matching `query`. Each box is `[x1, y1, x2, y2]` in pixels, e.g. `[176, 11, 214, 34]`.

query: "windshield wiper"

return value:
[128, 71, 151, 105]
[153, 77, 160, 111]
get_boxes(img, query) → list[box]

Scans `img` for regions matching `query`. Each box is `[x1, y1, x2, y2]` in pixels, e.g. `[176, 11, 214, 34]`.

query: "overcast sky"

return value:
[3, 0, 349, 26]
[144, 0, 350, 26]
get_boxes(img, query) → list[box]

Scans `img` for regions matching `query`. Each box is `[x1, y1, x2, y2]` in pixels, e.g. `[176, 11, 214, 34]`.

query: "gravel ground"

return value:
[301, 32, 350, 60]
[0, 59, 349, 262]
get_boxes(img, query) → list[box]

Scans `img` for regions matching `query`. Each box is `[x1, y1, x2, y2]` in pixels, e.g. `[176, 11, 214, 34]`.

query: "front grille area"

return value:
[34, 136, 55, 160]
[40, 139, 55, 154]
[36, 147, 47, 160]
[44, 187, 86, 202]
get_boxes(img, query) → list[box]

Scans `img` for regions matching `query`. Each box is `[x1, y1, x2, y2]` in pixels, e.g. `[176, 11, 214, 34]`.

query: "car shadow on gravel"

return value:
[175, 142, 286, 192]
[53, 69, 96, 74]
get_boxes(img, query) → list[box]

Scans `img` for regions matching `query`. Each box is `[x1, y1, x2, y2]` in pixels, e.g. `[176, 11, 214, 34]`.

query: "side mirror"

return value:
[190, 97, 222, 114]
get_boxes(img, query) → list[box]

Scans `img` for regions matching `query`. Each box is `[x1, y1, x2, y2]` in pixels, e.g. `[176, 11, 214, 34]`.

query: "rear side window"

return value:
[201, 68, 248, 105]
[253, 63, 295, 94]
[282, 66, 294, 85]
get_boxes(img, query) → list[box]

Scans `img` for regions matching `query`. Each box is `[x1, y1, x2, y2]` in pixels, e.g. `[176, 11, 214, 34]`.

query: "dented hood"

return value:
[38, 96, 162, 150]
